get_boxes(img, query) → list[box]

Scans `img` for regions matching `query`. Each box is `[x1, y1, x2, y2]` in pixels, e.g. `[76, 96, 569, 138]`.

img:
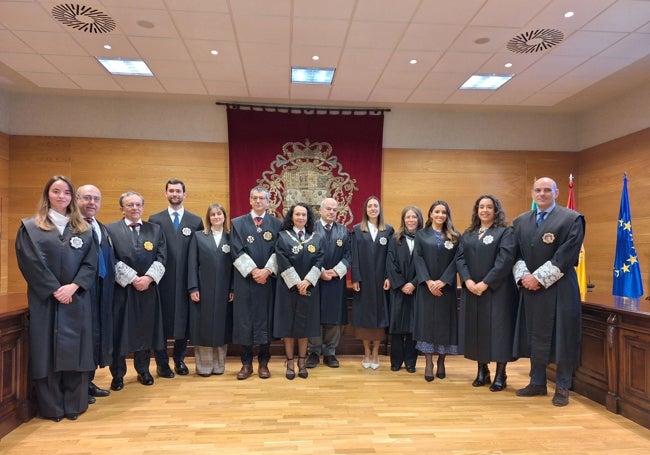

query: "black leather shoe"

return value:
[110, 377, 124, 391]
[306, 352, 320, 368]
[406, 366, 416, 374]
[323, 355, 340, 368]
[157, 364, 175, 378]
[47, 416, 63, 422]
[88, 395, 96, 404]
[516, 383, 548, 397]
[174, 361, 189, 375]
[137, 372, 154, 385]
[66, 414, 79, 420]
[89, 382, 110, 397]
[390, 365, 401, 371]
[552, 387, 570, 406]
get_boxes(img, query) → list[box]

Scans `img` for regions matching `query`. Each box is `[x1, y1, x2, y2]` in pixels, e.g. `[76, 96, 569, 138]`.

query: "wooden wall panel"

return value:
[578, 128, 650, 297]
[7, 136, 228, 293]
[382, 149, 578, 231]
[0, 133, 9, 294]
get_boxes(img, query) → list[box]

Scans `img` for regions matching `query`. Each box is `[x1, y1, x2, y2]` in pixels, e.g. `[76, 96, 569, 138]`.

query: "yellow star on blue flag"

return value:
[613, 174, 643, 298]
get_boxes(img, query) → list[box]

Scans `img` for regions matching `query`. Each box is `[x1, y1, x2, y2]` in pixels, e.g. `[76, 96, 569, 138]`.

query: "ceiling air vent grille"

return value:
[51, 3, 116, 34]
[507, 29, 564, 54]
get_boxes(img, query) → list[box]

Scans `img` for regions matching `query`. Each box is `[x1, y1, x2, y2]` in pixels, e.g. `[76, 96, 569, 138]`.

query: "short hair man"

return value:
[306, 198, 351, 368]
[106, 191, 167, 390]
[230, 186, 282, 379]
[148, 179, 203, 378]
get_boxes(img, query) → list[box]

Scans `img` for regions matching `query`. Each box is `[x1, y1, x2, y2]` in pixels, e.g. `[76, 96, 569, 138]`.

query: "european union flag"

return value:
[613, 174, 644, 298]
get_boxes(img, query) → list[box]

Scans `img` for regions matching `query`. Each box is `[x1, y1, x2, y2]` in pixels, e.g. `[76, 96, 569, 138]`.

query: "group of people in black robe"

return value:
[358, 177, 585, 408]
[15, 175, 584, 422]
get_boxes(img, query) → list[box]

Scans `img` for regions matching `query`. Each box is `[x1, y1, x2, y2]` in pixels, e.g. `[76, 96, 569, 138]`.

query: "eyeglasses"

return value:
[123, 203, 143, 208]
[80, 195, 101, 202]
[251, 196, 268, 201]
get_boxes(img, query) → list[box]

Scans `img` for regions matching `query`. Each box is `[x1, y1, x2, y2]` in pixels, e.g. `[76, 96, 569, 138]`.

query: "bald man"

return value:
[512, 177, 585, 407]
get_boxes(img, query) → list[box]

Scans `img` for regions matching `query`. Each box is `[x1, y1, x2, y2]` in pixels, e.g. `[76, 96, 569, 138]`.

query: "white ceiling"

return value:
[0, 0, 649, 113]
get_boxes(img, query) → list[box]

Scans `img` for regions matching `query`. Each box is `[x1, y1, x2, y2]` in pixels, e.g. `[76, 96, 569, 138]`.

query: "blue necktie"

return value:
[173, 211, 180, 230]
[86, 218, 106, 278]
[536, 211, 547, 226]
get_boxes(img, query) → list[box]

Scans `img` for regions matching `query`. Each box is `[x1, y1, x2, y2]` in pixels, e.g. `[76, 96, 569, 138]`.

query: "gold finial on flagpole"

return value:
[569, 173, 573, 182]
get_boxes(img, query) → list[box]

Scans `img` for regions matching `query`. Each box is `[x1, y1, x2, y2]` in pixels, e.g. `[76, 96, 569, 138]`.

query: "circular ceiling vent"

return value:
[507, 29, 564, 54]
[51, 4, 116, 34]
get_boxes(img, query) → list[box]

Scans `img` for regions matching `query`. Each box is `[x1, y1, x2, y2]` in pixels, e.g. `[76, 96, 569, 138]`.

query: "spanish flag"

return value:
[567, 174, 587, 300]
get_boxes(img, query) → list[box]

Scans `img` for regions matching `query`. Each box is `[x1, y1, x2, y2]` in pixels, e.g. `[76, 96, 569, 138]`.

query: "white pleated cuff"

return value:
[513, 260, 529, 283]
[532, 260, 564, 288]
[234, 254, 256, 278]
[145, 261, 166, 284]
[115, 261, 137, 287]
[280, 267, 301, 289]
[305, 266, 321, 287]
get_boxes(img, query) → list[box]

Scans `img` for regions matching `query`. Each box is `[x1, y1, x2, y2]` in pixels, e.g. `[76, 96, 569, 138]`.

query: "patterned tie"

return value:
[173, 211, 180, 230]
[325, 223, 331, 232]
[536, 211, 547, 227]
[254, 216, 263, 227]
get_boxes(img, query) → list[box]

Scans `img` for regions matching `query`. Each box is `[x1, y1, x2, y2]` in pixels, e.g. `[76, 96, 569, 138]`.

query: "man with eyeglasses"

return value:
[76, 184, 115, 405]
[148, 179, 203, 379]
[105, 191, 167, 391]
[230, 186, 282, 379]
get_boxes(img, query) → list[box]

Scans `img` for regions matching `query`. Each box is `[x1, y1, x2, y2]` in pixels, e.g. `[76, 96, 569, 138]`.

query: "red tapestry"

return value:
[227, 106, 384, 227]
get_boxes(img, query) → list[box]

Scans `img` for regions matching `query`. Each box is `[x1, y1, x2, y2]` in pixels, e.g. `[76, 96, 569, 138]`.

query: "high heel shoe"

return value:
[298, 357, 308, 379]
[361, 357, 371, 369]
[424, 355, 434, 382]
[436, 354, 446, 379]
[285, 357, 295, 380]
[370, 355, 380, 370]
[489, 362, 507, 392]
[472, 362, 491, 387]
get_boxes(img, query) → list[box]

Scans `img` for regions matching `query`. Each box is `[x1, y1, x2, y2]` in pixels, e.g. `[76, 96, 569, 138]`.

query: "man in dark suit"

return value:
[77, 184, 115, 404]
[148, 179, 203, 378]
[106, 191, 166, 390]
[230, 186, 282, 379]
[306, 198, 351, 369]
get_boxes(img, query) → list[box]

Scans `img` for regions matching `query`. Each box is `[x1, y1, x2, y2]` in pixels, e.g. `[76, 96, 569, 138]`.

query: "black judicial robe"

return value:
[273, 230, 324, 338]
[314, 222, 350, 326]
[16, 218, 97, 379]
[456, 226, 518, 362]
[412, 228, 459, 346]
[149, 210, 204, 340]
[187, 230, 233, 347]
[230, 213, 282, 345]
[350, 223, 394, 329]
[386, 235, 418, 334]
[512, 206, 585, 367]
[106, 220, 166, 354]
[89, 219, 116, 368]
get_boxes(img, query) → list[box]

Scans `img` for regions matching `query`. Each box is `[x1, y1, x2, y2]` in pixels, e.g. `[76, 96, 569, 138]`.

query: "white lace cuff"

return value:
[145, 261, 165, 284]
[513, 260, 529, 283]
[305, 266, 321, 287]
[333, 261, 348, 279]
[234, 254, 256, 278]
[115, 261, 137, 287]
[280, 267, 300, 289]
[264, 253, 278, 275]
[532, 260, 564, 288]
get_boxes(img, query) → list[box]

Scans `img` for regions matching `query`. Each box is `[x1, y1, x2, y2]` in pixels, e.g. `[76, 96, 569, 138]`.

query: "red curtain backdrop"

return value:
[227, 106, 384, 227]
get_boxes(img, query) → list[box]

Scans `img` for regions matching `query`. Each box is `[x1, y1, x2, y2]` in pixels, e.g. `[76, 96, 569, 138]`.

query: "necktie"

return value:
[173, 211, 180, 230]
[254, 216, 263, 227]
[129, 223, 140, 245]
[325, 224, 331, 232]
[536, 211, 547, 226]
[86, 218, 106, 278]
[298, 230, 304, 241]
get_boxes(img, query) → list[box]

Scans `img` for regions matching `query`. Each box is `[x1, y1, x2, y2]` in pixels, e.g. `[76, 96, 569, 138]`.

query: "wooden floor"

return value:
[1, 355, 648, 454]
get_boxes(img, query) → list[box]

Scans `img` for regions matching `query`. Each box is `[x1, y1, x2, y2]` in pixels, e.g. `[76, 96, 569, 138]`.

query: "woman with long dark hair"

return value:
[413, 200, 460, 382]
[456, 194, 517, 391]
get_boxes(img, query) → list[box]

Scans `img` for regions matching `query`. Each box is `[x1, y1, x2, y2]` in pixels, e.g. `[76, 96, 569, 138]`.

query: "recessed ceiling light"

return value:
[312, 55, 320, 61]
[504, 62, 513, 68]
[564, 11, 574, 18]
[475, 37, 490, 45]
[137, 19, 155, 29]
[210, 50, 219, 55]
[291, 67, 335, 85]
[96, 57, 153, 76]
[103, 44, 111, 50]
[409, 59, 417, 65]
[460, 74, 512, 90]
